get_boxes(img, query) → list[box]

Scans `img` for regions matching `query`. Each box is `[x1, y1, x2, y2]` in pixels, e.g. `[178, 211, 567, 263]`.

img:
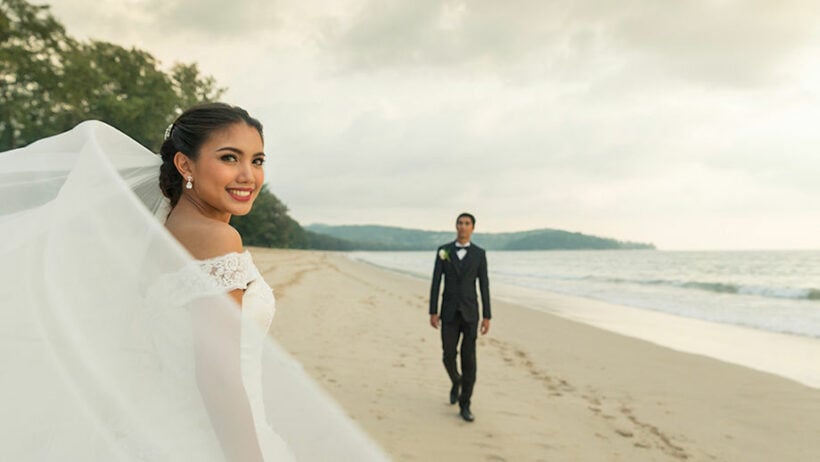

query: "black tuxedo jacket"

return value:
[429, 241, 491, 324]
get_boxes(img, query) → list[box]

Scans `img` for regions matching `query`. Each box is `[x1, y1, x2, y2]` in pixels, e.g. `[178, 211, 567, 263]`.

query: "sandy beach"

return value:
[252, 248, 820, 462]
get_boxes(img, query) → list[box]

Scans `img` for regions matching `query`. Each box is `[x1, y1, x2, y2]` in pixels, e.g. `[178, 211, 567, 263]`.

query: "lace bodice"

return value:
[145, 251, 266, 310]
[197, 251, 276, 333]
[197, 251, 261, 292]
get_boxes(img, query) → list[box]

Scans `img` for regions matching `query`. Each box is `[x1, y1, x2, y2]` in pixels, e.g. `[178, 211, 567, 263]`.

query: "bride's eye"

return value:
[253, 157, 265, 166]
[220, 154, 237, 162]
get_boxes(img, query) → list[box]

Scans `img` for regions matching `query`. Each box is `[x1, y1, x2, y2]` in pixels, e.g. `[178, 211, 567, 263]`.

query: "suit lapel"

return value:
[460, 245, 473, 269]
[449, 242, 461, 277]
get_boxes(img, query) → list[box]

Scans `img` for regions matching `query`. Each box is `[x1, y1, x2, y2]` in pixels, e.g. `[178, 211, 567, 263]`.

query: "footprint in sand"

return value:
[615, 429, 633, 438]
[619, 406, 689, 460]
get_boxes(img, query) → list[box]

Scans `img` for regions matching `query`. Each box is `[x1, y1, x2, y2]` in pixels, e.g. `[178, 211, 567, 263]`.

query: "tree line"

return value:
[1, 0, 224, 151]
[305, 224, 656, 251]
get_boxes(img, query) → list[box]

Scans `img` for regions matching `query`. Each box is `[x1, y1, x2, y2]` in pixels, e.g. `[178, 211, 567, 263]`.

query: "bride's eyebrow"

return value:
[215, 147, 243, 155]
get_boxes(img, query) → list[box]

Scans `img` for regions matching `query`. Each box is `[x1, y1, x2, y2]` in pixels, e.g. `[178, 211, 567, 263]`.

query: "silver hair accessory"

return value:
[164, 123, 174, 140]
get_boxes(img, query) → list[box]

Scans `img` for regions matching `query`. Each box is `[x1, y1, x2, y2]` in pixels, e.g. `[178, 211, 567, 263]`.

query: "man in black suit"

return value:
[429, 212, 491, 422]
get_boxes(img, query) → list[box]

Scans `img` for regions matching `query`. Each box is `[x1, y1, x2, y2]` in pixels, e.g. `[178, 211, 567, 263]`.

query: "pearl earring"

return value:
[186, 176, 193, 190]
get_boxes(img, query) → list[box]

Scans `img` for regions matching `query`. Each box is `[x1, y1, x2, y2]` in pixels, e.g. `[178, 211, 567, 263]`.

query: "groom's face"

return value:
[456, 216, 474, 241]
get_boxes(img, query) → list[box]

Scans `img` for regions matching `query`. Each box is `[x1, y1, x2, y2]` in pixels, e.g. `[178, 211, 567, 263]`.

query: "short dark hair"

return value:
[159, 102, 263, 207]
[456, 212, 475, 226]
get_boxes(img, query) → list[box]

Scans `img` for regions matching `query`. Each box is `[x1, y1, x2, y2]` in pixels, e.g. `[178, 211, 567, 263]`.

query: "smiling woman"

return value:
[159, 103, 293, 458]
[159, 104, 264, 211]
[181, 129, 265, 210]
[0, 106, 388, 461]
[161, 104, 266, 305]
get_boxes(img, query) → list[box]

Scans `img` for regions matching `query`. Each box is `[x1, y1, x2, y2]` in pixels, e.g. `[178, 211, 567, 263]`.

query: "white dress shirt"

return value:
[455, 242, 470, 260]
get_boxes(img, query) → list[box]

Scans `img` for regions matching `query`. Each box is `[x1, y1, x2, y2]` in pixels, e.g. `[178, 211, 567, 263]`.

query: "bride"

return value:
[0, 104, 387, 461]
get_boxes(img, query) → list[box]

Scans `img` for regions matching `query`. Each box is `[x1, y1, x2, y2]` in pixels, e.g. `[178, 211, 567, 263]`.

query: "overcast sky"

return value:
[46, 0, 820, 250]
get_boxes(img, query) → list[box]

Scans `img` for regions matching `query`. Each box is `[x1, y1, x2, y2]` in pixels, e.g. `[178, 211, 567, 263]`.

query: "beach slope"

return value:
[253, 248, 820, 462]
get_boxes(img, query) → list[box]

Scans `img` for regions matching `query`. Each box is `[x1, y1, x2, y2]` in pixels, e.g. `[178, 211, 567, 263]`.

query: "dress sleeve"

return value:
[197, 251, 261, 292]
[144, 251, 262, 309]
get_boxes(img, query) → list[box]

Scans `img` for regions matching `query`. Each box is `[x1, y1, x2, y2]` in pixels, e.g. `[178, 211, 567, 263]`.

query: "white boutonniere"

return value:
[438, 248, 450, 261]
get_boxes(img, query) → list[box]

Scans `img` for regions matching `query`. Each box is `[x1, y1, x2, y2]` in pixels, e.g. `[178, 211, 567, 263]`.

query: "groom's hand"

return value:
[430, 314, 440, 329]
[480, 318, 490, 335]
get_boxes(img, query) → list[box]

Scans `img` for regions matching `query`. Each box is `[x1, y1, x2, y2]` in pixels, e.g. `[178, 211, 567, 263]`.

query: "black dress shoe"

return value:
[459, 406, 474, 422]
[449, 382, 460, 405]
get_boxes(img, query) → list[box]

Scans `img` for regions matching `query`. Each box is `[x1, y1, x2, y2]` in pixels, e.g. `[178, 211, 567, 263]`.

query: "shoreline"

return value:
[253, 248, 820, 461]
[349, 252, 820, 389]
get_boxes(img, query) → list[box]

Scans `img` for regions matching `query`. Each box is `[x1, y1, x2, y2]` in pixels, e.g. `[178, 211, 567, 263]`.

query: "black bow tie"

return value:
[455, 245, 469, 250]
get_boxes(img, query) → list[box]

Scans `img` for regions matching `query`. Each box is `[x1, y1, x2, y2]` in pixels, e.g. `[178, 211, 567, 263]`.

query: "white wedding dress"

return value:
[0, 121, 388, 461]
[188, 250, 295, 461]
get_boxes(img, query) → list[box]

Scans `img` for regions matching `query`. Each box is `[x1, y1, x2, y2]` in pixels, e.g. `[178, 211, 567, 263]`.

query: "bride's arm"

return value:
[186, 224, 262, 460]
[229, 288, 244, 306]
[192, 302, 264, 462]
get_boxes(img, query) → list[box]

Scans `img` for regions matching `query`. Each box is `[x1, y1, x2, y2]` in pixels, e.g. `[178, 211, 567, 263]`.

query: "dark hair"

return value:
[456, 212, 475, 226]
[159, 102, 263, 207]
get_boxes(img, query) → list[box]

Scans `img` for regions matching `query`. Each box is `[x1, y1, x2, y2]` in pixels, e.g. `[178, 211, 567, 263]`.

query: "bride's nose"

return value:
[237, 161, 253, 183]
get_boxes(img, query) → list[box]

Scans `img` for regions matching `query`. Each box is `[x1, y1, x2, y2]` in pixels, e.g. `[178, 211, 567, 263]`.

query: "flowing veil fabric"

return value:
[0, 121, 388, 461]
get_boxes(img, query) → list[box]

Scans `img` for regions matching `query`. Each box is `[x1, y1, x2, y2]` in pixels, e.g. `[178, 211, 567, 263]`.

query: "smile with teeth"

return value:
[228, 189, 251, 197]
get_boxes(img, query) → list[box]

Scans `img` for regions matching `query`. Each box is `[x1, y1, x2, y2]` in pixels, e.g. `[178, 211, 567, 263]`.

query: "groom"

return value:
[429, 212, 491, 422]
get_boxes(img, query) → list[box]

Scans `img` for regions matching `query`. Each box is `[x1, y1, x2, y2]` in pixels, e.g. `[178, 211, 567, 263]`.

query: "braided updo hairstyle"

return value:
[159, 103, 264, 208]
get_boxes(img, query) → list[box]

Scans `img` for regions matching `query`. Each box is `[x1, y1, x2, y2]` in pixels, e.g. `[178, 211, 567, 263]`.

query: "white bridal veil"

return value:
[0, 121, 388, 461]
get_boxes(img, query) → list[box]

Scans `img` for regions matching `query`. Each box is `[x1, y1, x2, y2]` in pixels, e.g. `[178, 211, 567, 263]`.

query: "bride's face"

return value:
[188, 122, 265, 217]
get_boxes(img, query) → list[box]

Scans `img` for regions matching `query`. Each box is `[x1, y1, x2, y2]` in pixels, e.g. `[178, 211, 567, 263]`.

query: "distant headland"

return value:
[304, 224, 656, 251]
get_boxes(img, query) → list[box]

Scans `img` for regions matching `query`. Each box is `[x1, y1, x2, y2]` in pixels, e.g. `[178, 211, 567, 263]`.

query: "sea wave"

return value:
[493, 270, 820, 301]
[349, 251, 820, 338]
[593, 276, 820, 301]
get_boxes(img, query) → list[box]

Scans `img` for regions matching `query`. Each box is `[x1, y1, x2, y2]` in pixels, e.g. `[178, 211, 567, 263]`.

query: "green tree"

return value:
[0, 0, 225, 151]
[0, 0, 73, 149]
[230, 185, 308, 249]
[59, 41, 179, 149]
[170, 62, 223, 114]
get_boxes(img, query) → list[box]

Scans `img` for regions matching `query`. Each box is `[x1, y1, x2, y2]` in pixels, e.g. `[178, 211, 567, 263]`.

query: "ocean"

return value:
[348, 249, 820, 339]
[348, 249, 820, 387]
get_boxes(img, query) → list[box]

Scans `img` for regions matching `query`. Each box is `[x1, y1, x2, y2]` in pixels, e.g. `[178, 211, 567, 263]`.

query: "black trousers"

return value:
[441, 310, 477, 408]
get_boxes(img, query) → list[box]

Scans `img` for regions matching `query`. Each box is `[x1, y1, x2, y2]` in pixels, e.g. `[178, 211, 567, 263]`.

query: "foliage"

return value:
[501, 229, 655, 250]
[0, 0, 72, 149]
[303, 231, 352, 250]
[230, 185, 308, 249]
[0, 0, 224, 151]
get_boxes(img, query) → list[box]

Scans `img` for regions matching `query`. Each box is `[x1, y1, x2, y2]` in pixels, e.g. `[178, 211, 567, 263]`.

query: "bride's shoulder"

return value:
[193, 221, 243, 260]
[167, 215, 244, 261]
[145, 222, 255, 307]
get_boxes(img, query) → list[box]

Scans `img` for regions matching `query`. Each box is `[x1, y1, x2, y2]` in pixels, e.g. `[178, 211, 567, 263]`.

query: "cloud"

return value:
[47, 0, 283, 40]
[324, 0, 820, 87]
[610, 1, 820, 87]
[322, 0, 591, 75]
[39, 0, 820, 249]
